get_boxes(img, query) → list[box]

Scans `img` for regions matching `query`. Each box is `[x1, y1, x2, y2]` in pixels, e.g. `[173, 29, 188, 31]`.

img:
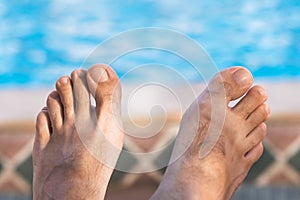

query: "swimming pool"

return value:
[0, 0, 300, 88]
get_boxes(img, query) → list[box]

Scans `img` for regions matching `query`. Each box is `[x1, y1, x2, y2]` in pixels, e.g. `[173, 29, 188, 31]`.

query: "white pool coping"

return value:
[0, 81, 299, 123]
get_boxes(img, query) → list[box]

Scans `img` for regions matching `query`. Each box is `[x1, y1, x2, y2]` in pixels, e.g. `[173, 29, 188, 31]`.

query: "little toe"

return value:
[56, 76, 74, 122]
[86, 64, 121, 116]
[232, 86, 268, 119]
[244, 123, 267, 156]
[71, 69, 91, 116]
[35, 108, 51, 151]
[46, 91, 63, 132]
[244, 142, 264, 165]
[207, 66, 254, 103]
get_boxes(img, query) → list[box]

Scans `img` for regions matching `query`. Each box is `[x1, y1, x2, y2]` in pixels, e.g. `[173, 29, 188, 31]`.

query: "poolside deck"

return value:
[0, 82, 299, 199]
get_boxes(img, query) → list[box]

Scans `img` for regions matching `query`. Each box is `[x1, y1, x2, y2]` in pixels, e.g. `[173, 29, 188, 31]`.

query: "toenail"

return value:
[89, 67, 109, 83]
[258, 88, 267, 97]
[233, 69, 251, 88]
[60, 77, 69, 85]
[49, 92, 58, 98]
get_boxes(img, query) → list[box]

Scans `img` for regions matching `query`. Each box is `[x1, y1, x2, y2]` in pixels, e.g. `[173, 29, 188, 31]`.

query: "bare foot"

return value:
[151, 67, 270, 200]
[32, 64, 124, 199]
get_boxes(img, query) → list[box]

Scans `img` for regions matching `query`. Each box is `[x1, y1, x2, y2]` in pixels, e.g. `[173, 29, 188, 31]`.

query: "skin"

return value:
[33, 65, 269, 200]
[33, 64, 124, 200]
[151, 67, 270, 200]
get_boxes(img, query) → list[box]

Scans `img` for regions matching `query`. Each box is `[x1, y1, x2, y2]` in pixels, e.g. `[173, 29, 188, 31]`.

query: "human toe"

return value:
[245, 103, 270, 132]
[71, 69, 91, 116]
[56, 76, 74, 122]
[46, 91, 63, 132]
[86, 64, 121, 115]
[35, 108, 51, 151]
[244, 123, 267, 156]
[207, 66, 254, 103]
[244, 142, 264, 164]
[232, 86, 268, 119]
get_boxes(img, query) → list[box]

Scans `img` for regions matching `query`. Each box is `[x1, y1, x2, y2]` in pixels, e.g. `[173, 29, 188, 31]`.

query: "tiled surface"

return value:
[0, 123, 34, 194]
[0, 133, 33, 159]
[290, 151, 300, 173]
[257, 117, 300, 186]
[0, 180, 21, 193]
[0, 116, 299, 198]
[245, 147, 276, 183]
[0, 162, 3, 174]
[232, 186, 300, 200]
[266, 126, 300, 151]
[1, 187, 299, 200]
[16, 156, 33, 185]
[0, 195, 31, 200]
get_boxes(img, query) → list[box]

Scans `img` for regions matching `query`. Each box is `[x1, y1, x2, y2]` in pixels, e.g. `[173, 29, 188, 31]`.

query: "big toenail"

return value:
[90, 67, 109, 83]
[233, 69, 250, 87]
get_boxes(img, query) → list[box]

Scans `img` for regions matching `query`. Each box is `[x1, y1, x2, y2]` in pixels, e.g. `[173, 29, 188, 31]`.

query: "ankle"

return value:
[152, 161, 229, 200]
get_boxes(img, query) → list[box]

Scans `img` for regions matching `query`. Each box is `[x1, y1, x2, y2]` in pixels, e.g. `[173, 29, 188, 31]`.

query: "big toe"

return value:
[86, 64, 121, 116]
[196, 67, 253, 158]
[207, 66, 254, 103]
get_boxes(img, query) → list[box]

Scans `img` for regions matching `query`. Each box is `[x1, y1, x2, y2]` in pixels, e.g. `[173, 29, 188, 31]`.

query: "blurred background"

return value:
[0, 0, 300, 199]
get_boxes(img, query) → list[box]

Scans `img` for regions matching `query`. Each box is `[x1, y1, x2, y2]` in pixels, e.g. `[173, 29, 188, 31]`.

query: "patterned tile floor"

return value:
[0, 115, 299, 199]
[0, 122, 34, 194]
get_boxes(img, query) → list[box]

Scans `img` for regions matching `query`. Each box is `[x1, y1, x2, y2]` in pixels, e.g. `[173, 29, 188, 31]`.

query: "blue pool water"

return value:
[0, 0, 300, 88]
